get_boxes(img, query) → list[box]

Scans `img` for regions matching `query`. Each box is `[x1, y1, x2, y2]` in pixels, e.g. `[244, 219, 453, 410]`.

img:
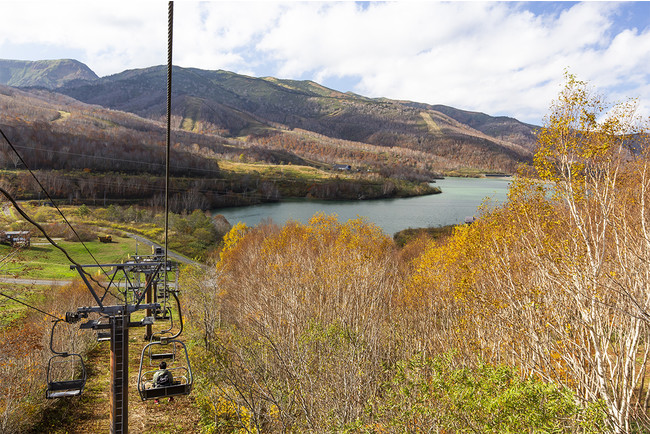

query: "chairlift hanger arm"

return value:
[166, 291, 184, 340]
[49, 319, 67, 355]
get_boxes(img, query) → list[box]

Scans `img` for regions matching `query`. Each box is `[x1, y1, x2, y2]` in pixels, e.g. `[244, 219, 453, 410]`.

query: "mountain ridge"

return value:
[0, 58, 539, 175]
[0, 59, 98, 89]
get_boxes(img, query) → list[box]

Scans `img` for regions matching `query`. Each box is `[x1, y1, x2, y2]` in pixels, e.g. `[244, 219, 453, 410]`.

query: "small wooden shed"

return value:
[1, 231, 31, 247]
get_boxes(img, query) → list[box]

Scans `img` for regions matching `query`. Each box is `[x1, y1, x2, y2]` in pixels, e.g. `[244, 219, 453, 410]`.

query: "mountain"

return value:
[0, 59, 98, 89]
[55, 65, 537, 172]
[2, 58, 540, 175]
[418, 103, 537, 149]
[0, 84, 442, 209]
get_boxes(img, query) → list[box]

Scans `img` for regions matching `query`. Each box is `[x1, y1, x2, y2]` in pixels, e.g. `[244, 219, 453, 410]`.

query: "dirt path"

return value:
[33, 335, 202, 433]
[0, 277, 72, 286]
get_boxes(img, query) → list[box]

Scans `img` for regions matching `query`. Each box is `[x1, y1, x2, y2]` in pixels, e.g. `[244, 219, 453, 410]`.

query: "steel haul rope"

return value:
[164, 1, 174, 288]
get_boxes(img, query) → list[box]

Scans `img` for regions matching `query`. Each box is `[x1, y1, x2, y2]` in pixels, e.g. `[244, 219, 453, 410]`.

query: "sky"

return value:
[0, 1, 649, 125]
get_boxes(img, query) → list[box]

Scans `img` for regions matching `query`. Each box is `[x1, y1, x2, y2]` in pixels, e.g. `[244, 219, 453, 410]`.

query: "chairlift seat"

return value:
[138, 339, 193, 401]
[46, 379, 85, 399]
[46, 325, 87, 400]
[141, 382, 190, 400]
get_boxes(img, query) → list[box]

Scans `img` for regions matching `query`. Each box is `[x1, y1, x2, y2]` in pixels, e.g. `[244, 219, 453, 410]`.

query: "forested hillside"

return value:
[0, 84, 437, 209]
[0, 58, 538, 175]
[57, 65, 535, 173]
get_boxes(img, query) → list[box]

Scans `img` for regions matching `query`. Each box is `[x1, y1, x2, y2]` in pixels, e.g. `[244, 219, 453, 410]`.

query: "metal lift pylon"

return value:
[110, 314, 129, 434]
[69, 255, 174, 434]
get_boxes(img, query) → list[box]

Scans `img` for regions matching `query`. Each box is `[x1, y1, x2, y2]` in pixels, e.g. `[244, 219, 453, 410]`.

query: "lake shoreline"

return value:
[214, 177, 512, 235]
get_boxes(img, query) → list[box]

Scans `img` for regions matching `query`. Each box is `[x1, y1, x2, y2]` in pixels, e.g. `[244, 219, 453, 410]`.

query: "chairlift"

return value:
[46, 319, 87, 399]
[147, 332, 177, 362]
[148, 304, 176, 361]
[153, 305, 172, 321]
[137, 290, 192, 400]
[155, 278, 175, 310]
[137, 339, 193, 401]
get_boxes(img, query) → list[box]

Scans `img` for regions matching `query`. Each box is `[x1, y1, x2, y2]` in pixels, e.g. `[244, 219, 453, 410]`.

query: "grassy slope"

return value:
[220, 159, 333, 180]
[0, 236, 138, 280]
[0, 282, 43, 326]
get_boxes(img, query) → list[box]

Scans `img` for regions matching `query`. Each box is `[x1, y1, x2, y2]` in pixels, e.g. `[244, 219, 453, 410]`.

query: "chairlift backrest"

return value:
[147, 334, 178, 363]
[46, 352, 86, 399]
[46, 319, 87, 399]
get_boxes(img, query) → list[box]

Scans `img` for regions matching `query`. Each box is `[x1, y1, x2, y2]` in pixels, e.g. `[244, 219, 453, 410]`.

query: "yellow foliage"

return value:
[218, 221, 249, 264]
[185, 73, 650, 432]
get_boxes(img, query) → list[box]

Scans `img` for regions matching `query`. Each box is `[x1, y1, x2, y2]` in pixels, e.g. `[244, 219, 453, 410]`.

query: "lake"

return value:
[213, 177, 512, 235]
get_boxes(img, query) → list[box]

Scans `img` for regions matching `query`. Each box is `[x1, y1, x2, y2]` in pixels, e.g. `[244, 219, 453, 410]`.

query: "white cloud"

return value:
[0, 2, 168, 74]
[0, 1, 648, 124]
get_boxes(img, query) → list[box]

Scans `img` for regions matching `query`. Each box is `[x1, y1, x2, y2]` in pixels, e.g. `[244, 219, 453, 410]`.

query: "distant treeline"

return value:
[1, 169, 438, 212]
[0, 119, 221, 177]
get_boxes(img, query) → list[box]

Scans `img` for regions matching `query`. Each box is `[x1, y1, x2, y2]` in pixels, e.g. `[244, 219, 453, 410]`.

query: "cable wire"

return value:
[0, 126, 111, 280]
[164, 1, 174, 290]
[0, 186, 116, 297]
[0, 290, 63, 321]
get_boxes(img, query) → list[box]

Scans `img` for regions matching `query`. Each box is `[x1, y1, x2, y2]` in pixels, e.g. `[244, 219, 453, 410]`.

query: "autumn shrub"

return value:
[76, 204, 90, 217]
[185, 210, 611, 432]
[186, 215, 403, 431]
[181, 75, 650, 434]
[403, 76, 650, 433]
[36, 220, 95, 241]
[0, 281, 96, 433]
[61, 224, 96, 242]
[353, 353, 602, 433]
[32, 206, 58, 223]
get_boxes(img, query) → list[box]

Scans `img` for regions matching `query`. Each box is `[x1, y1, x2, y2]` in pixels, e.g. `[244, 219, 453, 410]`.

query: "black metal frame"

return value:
[137, 340, 193, 401]
[46, 320, 87, 399]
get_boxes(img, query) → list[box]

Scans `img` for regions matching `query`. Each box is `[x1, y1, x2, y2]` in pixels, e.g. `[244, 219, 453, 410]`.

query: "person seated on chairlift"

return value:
[153, 361, 173, 387]
[153, 361, 174, 403]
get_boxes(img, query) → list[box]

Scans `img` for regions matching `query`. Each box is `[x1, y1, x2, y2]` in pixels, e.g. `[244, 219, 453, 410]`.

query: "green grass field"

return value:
[0, 236, 138, 280]
[0, 282, 44, 326]
[219, 159, 334, 180]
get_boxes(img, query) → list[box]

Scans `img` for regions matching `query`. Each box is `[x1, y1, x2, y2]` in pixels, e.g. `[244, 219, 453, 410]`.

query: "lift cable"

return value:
[0, 186, 117, 298]
[0, 127, 111, 281]
[0, 290, 63, 321]
[164, 1, 173, 290]
[0, 221, 64, 321]
[0, 242, 23, 268]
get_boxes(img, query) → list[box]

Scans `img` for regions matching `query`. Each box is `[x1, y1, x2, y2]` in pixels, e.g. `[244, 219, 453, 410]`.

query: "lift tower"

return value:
[69, 252, 176, 434]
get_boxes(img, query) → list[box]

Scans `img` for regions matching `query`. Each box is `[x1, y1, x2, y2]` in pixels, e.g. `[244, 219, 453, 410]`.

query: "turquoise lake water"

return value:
[214, 177, 512, 235]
